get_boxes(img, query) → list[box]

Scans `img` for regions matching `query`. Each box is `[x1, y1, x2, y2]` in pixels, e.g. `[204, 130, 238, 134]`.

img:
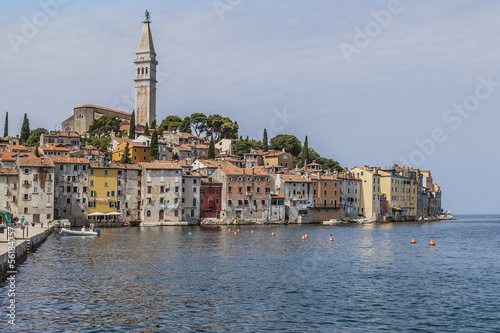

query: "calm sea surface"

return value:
[1, 215, 500, 332]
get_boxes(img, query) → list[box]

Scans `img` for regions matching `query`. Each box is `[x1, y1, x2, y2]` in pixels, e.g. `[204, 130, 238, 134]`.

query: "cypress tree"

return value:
[208, 136, 215, 159]
[143, 123, 150, 136]
[129, 111, 136, 139]
[262, 128, 268, 152]
[34, 146, 40, 157]
[20, 113, 30, 144]
[303, 136, 309, 165]
[120, 143, 132, 164]
[150, 128, 158, 160]
[3, 112, 8, 137]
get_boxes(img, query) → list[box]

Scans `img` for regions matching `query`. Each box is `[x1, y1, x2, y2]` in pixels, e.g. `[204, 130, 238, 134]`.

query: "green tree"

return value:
[34, 146, 40, 157]
[88, 115, 120, 137]
[269, 134, 302, 157]
[208, 136, 215, 159]
[189, 113, 207, 137]
[150, 128, 158, 160]
[120, 142, 132, 164]
[233, 138, 261, 156]
[159, 115, 182, 132]
[3, 112, 8, 137]
[262, 128, 268, 152]
[26, 128, 48, 147]
[89, 137, 112, 154]
[303, 136, 309, 165]
[20, 113, 30, 144]
[143, 123, 150, 136]
[206, 114, 238, 140]
[179, 116, 191, 133]
[129, 111, 136, 139]
[173, 153, 179, 160]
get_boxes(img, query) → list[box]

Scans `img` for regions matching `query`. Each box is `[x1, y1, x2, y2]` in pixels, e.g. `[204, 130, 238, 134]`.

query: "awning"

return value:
[106, 212, 122, 216]
[88, 212, 106, 216]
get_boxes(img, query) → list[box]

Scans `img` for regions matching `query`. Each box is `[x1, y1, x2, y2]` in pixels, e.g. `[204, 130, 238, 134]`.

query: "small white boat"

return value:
[140, 222, 157, 227]
[323, 219, 340, 225]
[357, 219, 373, 224]
[60, 226, 100, 236]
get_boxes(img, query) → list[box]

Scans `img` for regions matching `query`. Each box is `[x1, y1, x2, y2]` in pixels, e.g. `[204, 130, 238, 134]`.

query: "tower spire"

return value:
[134, 11, 158, 128]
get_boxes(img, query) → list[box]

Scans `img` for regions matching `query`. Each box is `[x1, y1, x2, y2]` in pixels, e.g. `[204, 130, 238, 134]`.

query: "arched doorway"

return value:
[159, 210, 164, 220]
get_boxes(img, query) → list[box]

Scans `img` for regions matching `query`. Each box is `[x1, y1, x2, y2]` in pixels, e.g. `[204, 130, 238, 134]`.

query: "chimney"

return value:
[282, 147, 285, 152]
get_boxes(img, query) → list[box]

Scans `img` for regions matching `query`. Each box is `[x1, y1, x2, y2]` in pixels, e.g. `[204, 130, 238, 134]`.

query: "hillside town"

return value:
[0, 14, 444, 226]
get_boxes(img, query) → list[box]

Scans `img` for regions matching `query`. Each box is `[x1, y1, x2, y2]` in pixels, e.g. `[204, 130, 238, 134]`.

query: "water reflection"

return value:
[1, 218, 500, 332]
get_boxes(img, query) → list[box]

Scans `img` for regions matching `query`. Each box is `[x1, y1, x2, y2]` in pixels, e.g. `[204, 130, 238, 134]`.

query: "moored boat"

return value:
[323, 219, 340, 225]
[60, 226, 100, 236]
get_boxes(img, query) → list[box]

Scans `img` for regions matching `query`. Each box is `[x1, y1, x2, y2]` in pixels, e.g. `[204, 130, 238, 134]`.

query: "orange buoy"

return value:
[237, 229, 240, 233]
[218, 225, 221, 228]
[301, 235, 305, 240]
[228, 228, 231, 232]
[305, 234, 308, 239]
[271, 232, 275, 237]
[251, 230, 254, 234]
[410, 238, 416, 244]
[234, 231, 238, 235]
[328, 235, 334, 242]
[429, 239, 436, 246]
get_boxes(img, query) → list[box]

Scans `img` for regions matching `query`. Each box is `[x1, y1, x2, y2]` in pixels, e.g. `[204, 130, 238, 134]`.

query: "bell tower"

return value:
[134, 10, 157, 128]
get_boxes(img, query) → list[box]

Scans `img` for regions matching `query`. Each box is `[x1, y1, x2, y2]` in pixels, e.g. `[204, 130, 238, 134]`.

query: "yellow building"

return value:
[379, 167, 416, 219]
[112, 141, 151, 164]
[88, 164, 118, 214]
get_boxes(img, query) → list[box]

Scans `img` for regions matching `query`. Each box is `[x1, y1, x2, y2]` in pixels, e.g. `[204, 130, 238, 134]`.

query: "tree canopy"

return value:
[3, 112, 8, 137]
[234, 138, 262, 156]
[159, 115, 182, 132]
[190, 113, 207, 137]
[269, 134, 302, 157]
[120, 142, 132, 164]
[179, 116, 192, 133]
[206, 114, 238, 141]
[26, 128, 48, 147]
[88, 115, 120, 137]
[20, 113, 30, 144]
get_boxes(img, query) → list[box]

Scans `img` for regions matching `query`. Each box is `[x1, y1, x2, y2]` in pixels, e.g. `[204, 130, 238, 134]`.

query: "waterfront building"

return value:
[274, 173, 313, 223]
[211, 168, 277, 223]
[338, 171, 362, 219]
[181, 172, 201, 223]
[379, 167, 414, 220]
[139, 161, 183, 223]
[134, 14, 157, 128]
[0, 166, 18, 216]
[200, 179, 222, 221]
[53, 157, 89, 224]
[116, 163, 142, 222]
[351, 166, 381, 221]
[308, 173, 341, 222]
[16, 157, 55, 223]
[88, 163, 118, 216]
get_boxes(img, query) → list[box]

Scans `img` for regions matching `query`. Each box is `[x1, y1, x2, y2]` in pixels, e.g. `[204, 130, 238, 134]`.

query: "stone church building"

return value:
[61, 15, 157, 134]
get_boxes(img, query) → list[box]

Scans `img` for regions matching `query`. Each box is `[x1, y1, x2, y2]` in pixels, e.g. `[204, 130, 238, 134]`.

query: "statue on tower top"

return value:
[145, 9, 150, 21]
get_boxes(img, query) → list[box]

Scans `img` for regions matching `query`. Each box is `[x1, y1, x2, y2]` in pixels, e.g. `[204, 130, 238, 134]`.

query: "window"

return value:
[110, 202, 116, 208]
[111, 191, 115, 197]
[256, 187, 260, 193]
[228, 177, 232, 181]
[193, 198, 196, 206]
[24, 168, 29, 174]
[238, 177, 242, 181]
[90, 169, 94, 175]
[193, 179, 197, 184]
[104, 182, 108, 187]
[33, 187, 39, 194]
[191, 209, 194, 217]
[238, 187, 242, 193]
[88, 202, 95, 208]
[47, 187, 52, 194]
[256, 178, 261, 182]
[146, 210, 151, 217]
[228, 186, 232, 193]
[216, 189, 219, 194]
[90, 180, 94, 187]
[90, 191, 96, 197]
[228, 200, 232, 205]
[193, 187, 197, 193]
[215, 199, 219, 204]
[266, 188, 270, 193]
[147, 186, 152, 194]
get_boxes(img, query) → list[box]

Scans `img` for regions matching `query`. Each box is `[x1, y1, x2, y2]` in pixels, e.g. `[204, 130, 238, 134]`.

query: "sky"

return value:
[1, 0, 500, 214]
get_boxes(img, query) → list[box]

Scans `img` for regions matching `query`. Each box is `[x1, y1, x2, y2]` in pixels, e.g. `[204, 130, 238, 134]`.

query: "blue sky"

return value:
[1, 0, 500, 214]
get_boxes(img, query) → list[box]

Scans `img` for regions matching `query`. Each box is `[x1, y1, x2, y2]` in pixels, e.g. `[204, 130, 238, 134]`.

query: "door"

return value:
[159, 210, 164, 220]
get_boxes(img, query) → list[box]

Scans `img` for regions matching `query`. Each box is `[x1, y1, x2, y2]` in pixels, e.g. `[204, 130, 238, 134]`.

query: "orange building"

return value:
[112, 141, 151, 164]
[309, 173, 341, 221]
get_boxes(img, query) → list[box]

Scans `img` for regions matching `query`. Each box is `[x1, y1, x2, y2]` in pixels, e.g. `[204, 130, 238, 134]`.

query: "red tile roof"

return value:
[140, 161, 182, 170]
[53, 157, 89, 164]
[17, 157, 55, 167]
[75, 104, 132, 117]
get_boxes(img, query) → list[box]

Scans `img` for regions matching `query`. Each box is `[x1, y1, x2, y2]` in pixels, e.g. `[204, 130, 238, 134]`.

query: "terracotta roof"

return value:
[140, 161, 182, 170]
[131, 142, 150, 148]
[308, 174, 338, 181]
[109, 162, 141, 170]
[53, 157, 89, 164]
[198, 160, 238, 169]
[114, 137, 132, 144]
[75, 104, 132, 117]
[0, 152, 17, 161]
[279, 174, 311, 183]
[17, 157, 55, 167]
[7, 145, 29, 151]
[120, 125, 130, 131]
[271, 194, 285, 198]
[265, 150, 288, 157]
[218, 168, 270, 176]
[41, 144, 70, 152]
[0, 167, 18, 175]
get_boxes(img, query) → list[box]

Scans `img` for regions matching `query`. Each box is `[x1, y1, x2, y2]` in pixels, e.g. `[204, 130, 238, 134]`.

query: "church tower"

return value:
[134, 11, 157, 128]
